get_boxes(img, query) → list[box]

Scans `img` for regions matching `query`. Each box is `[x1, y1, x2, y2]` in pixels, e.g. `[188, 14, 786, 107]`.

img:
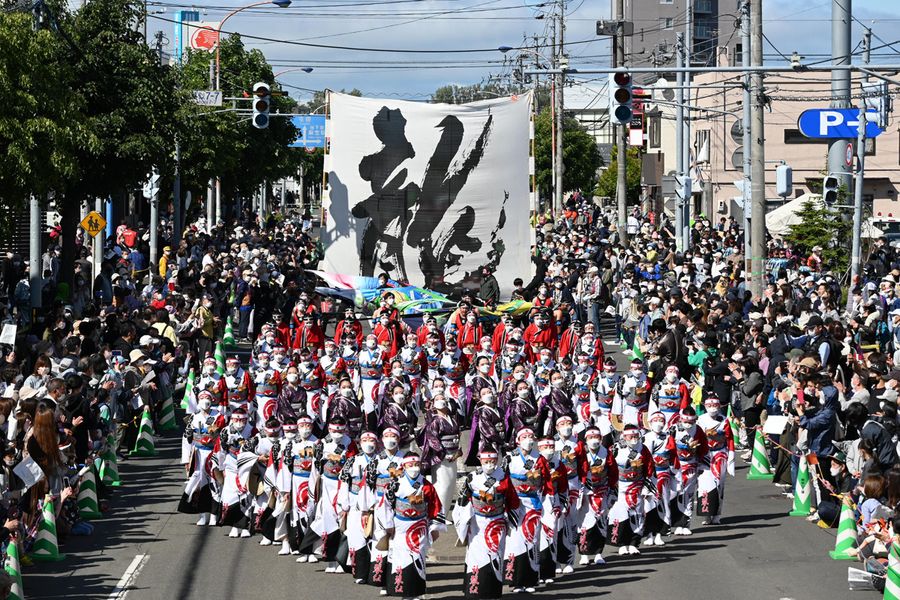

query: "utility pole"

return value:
[207, 59, 215, 233]
[749, 0, 766, 298]
[828, 0, 853, 193]
[29, 196, 41, 314]
[554, 0, 565, 214]
[675, 32, 685, 252]
[741, 0, 752, 282]
[173, 137, 182, 245]
[682, 0, 693, 251]
[848, 27, 871, 310]
[149, 167, 160, 270]
[550, 15, 557, 214]
[615, 0, 628, 244]
[533, 35, 540, 113]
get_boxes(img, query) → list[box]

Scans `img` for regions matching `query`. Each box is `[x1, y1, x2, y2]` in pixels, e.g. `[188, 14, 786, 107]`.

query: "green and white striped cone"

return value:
[180, 369, 196, 410]
[828, 500, 858, 560]
[99, 435, 121, 487]
[726, 405, 742, 448]
[885, 541, 900, 600]
[31, 497, 66, 562]
[223, 316, 235, 347]
[157, 394, 177, 431]
[5, 537, 24, 600]
[789, 454, 813, 516]
[746, 429, 774, 480]
[130, 406, 157, 457]
[77, 465, 102, 520]
[214, 341, 226, 376]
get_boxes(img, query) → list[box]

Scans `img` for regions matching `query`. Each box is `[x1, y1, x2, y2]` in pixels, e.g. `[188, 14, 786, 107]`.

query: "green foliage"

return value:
[783, 200, 851, 272]
[533, 110, 601, 196]
[594, 145, 642, 203]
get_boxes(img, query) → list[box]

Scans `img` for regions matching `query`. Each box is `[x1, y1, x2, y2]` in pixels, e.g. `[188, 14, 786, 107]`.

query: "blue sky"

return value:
[146, 0, 900, 102]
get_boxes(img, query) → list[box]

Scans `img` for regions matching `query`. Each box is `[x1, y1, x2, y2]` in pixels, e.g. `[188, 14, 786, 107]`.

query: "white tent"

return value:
[765, 193, 884, 238]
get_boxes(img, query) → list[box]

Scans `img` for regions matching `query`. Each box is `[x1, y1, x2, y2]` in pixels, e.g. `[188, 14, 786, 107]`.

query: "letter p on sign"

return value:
[819, 111, 843, 134]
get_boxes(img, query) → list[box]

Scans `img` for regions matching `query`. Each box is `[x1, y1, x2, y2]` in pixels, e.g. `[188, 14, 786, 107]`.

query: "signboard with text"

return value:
[290, 115, 326, 148]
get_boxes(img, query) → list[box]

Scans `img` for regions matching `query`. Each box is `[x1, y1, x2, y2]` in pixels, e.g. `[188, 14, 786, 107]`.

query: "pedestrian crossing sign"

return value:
[80, 211, 106, 238]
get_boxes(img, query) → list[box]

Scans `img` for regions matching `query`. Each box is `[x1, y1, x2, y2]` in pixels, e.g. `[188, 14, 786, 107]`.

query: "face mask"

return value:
[665, 373, 677, 383]
[540, 449, 555, 460]
[706, 406, 720, 416]
[226, 366, 238, 376]
[830, 465, 842, 477]
[393, 393, 406, 403]
[265, 336, 275, 345]
[551, 379, 563, 388]
[650, 421, 665, 433]
[330, 431, 343, 442]
[517, 389, 530, 399]
[807, 329, 816, 337]
[467, 316, 476, 324]
[267, 434, 279, 441]
[624, 436, 640, 449]
[392, 368, 403, 378]
[341, 388, 354, 397]
[479, 365, 490, 375]
[558, 426, 573, 439]
[405, 466, 421, 479]
[258, 360, 270, 369]
[199, 400, 212, 411]
[366, 340, 377, 349]
[361, 442, 376, 454]
[3, 459, 14, 467]
[433, 399, 447, 410]
[630, 369, 642, 377]
[38, 367, 49, 376]
[284, 431, 297, 440]
[534, 319, 544, 328]
[520, 439, 535, 451]
[203, 366, 215, 375]
[380, 319, 389, 327]
[325, 348, 335, 356]
[586, 439, 601, 451]
[482, 394, 494, 405]
[299, 428, 312, 440]
[287, 373, 299, 383]
[481, 462, 497, 473]
[513, 372, 526, 381]
[383, 438, 398, 450]
[678, 422, 692, 432]
[555, 283, 563, 289]
[481, 342, 491, 351]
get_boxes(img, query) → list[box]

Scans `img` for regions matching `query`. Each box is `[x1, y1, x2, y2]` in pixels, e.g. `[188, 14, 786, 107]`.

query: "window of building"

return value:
[661, 17, 674, 29]
[648, 113, 661, 149]
[735, 42, 743, 65]
[695, 129, 710, 162]
[660, 0, 674, 4]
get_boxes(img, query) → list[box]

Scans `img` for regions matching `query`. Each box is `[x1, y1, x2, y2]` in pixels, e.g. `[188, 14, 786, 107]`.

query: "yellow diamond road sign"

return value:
[80, 211, 106, 238]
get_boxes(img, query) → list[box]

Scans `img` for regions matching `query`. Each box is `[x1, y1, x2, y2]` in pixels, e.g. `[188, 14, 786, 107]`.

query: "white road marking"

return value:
[107, 553, 148, 600]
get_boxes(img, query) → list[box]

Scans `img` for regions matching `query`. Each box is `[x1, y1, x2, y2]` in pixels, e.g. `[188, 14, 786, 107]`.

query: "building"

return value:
[688, 70, 900, 224]
[621, 0, 740, 82]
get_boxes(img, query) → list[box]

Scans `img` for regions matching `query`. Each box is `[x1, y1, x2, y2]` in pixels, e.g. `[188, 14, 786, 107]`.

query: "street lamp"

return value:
[215, 0, 293, 90]
[273, 66, 314, 78]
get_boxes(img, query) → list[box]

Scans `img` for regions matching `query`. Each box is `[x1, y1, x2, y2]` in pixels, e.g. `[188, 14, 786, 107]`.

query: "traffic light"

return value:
[822, 175, 839, 205]
[252, 82, 271, 129]
[609, 71, 633, 125]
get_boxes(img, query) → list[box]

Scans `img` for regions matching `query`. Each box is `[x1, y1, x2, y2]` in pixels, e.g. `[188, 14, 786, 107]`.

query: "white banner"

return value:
[322, 92, 534, 294]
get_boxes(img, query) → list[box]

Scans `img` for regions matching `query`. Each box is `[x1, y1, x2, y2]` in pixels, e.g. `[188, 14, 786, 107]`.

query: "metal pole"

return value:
[828, 0, 852, 192]
[215, 178, 222, 226]
[749, 0, 766, 299]
[848, 28, 871, 309]
[682, 0, 692, 250]
[207, 59, 215, 234]
[615, 0, 628, 244]
[554, 0, 565, 214]
[675, 33, 685, 252]
[93, 197, 103, 292]
[741, 0, 752, 283]
[533, 35, 540, 113]
[149, 168, 159, 271]
[29, 195, 41, 312]
[550, 16, 557, 214]
[173, 136, 182, 245]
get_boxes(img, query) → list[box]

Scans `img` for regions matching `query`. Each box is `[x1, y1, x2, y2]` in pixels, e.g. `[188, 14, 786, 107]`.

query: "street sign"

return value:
[596, 20, 634, 36]
[80, 211, 106, 238]
[192, 91, 223, 107]
[797, 108, 883, 139]
[289, 115, 326, 148]
[187, 22, 219, 51]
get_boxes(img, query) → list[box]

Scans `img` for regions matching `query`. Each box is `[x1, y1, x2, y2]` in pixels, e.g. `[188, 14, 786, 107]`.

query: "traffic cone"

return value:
[31, 496, 66, 562]
[214, 341, 226, 376]
[99, 435, 121, 487]
[180, 369, 196, 410]
[77, 465, 102, 520]
[223, 316, 235, 347]
[746, 429, 774, 481]
[828, 500, 858, 560]
[885, 540, 900, 600]
[727, 405, 741, 445]
[789, 454, 813, 517]
[130, 406, 157, 457]
[5, 537, 24, 600]
[157, 394, 177, 431]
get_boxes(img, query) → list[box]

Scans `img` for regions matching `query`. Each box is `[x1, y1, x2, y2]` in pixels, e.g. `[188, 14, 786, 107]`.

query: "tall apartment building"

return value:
[619, 0, 740, 80]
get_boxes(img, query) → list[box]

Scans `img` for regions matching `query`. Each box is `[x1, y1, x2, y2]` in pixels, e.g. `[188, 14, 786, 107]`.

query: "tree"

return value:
[533, 110, 601, 198]
[784, 200, 851, 273]
[594, 145, 642, 204]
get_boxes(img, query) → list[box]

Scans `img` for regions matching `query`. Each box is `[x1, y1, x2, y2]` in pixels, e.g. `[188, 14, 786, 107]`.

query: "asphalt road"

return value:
[23, 342, 878, 600]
